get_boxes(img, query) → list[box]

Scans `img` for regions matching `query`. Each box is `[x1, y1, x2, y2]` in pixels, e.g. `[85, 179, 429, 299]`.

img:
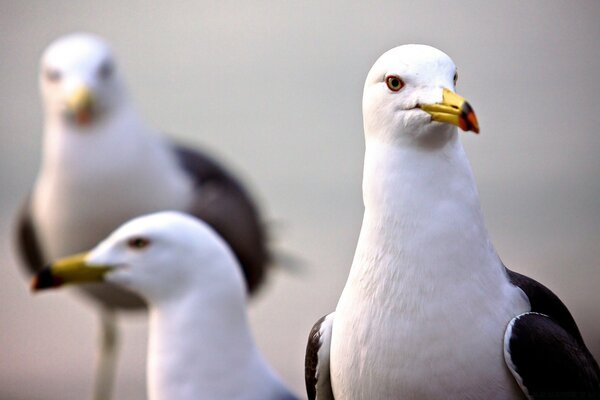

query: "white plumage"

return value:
[23, 32, 269, 306]
[306, 44, 530, 399]
[332, 46, 529, 398]
[306, 43, 599, 400]
[18, 32, 269, 400]
[35, 211, 296, 400]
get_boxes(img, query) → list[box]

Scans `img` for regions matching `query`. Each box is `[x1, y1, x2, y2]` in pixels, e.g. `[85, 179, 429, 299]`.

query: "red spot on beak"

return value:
[459, 102, 480, 134]
[76, 110, 93, 126]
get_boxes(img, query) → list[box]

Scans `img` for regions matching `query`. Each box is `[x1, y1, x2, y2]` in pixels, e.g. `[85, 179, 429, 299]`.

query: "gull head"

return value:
[40, 33, 127, 128]
[32, 212, 246, 304]
[362, 44, 479, 147]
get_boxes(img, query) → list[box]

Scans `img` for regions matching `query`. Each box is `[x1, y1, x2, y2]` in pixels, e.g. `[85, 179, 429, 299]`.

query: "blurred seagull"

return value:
[15, 33, 270, 400]
[32, 211, 297, 400]
[305, 44, 600, 399]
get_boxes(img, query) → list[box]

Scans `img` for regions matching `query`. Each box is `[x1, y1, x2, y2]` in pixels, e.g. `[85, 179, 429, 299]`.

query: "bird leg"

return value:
[93, 309, 119, 400]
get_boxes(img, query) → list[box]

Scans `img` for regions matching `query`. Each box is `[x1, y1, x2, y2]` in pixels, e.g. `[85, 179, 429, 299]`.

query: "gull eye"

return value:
[453, 71, 458, 86]
[385, 75, 404, 92]
[127, 237, 151, 250]
[45, 68, 62, 83]
[98, 61, 113, 80]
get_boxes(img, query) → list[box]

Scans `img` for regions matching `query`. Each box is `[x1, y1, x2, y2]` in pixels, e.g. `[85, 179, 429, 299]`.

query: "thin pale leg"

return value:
[93, 309, 119, 400]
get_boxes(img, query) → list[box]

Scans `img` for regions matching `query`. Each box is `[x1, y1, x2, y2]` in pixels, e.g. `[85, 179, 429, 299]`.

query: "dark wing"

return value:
[507, 269, 590, 346]
[14, 196, 46, 275]
[305, 312, 335, 400]
[505, 312, 600, 399]
[171, 142, 270, 295]
[505, 269, 600, 399]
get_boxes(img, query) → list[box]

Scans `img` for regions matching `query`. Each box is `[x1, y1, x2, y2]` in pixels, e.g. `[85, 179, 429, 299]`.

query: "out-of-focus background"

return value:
[1, 1, 599, 399]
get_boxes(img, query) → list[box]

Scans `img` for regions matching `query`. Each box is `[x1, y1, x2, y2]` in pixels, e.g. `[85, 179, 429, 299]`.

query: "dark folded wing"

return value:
[14, 196, 45, 274]
[305, 312, 335, 400]
[172, 142, 270, 294]
[505, 269, 600, 398]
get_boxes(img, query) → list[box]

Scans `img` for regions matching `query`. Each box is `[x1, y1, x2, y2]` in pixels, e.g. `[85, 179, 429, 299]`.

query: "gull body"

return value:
[32, 65, 192, 305]
[34, 212, 296, 400]
[305, 44, 600, 400]
[19, 33, 269, 304]
[16, 32, 269, 399]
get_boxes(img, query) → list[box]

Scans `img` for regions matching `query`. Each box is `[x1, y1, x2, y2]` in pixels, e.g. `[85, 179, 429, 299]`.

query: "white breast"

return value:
[32, 113, 193, 259]
[329, 139, 529, 400]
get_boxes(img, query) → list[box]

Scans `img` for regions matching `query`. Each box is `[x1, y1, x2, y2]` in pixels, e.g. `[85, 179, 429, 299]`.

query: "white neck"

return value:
[31, 103, 193, 259]
[349, 130, 506, 307]
[147, 290, 288, 400]
[40, 101, 146, 174]
[332, 129, 529, 398]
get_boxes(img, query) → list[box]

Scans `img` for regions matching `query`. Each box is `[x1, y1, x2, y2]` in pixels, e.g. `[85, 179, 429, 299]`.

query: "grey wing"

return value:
[171, 142, 270, 295]
[14, 196, 46, 275]
[305, 312, 335, 400]
[505, 269, 600, 399]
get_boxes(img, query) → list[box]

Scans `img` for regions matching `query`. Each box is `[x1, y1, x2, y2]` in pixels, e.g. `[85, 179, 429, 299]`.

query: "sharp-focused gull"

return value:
[15, 32, 269, 400]
[305, 44, 600, 399]
[32, 211, 297, 400]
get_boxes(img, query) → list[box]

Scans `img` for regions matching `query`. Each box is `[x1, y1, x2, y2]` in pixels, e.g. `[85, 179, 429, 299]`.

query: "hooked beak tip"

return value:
[31, 267, 63, 292]
[461, 102, 480, 134]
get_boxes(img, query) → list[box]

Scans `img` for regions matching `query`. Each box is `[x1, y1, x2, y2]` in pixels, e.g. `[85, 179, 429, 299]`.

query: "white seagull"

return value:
[32, 211, 297, 400]
[304, 44, 600, 399]
[15, 33, 269, 400]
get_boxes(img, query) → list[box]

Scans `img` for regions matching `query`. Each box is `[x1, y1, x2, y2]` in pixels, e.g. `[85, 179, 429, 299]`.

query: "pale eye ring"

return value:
[385, 75, 404, 92]
[127, 237, 151, 250]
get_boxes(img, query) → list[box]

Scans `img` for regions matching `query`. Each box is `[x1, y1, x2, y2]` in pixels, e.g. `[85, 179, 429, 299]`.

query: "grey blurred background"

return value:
[1, 1, 599, 399]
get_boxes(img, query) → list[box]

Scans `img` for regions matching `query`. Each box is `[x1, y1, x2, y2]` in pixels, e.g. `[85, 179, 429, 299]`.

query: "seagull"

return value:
[15, 32, 269, 400]
[32, 211, 297, 400]
[304, 44, 600, 400]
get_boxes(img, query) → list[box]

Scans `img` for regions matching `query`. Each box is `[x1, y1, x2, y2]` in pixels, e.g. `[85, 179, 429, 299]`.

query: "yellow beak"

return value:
[418, 88, 480, 133]
[31, 252, 111, 291]
[66, 85, 95, 125]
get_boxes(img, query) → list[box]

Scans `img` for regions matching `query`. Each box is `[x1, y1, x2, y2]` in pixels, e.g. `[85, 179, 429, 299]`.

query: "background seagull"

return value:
[32, 211, 297, 400]
[15, 32, 270, 400]
[305, 44, 600, 400]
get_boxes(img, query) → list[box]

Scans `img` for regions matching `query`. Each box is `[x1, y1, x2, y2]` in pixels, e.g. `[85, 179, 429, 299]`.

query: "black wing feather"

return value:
[305, 315, 325, 400]
[507, 269, 588, 346]
[506, 268, 600, 398]
[305, 313, 335, 400]
[14, 196, 45, 274]
[507, 313, 600, 399]
[172, 142, 270, 294]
